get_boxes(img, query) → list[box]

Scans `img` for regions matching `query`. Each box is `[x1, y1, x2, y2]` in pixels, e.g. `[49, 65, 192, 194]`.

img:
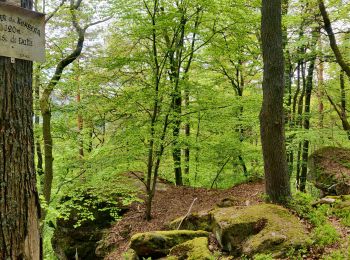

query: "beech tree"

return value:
[0, 1, 41, 259]
[260, 0, 291, 203]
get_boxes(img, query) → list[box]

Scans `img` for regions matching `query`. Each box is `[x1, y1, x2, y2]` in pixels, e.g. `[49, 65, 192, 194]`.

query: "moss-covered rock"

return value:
[168, 237, 213, 260]
[168, 211, 212, 231]
[130, 230, 209, 258]
[211, 204, 310, 257]
[123, 249, 139, 260]
[308, 147, 350, 195]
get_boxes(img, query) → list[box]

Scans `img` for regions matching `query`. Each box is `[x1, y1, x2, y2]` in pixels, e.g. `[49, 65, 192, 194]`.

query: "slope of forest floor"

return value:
[104, 180, 264, 259]
[103, 180, 349, 259]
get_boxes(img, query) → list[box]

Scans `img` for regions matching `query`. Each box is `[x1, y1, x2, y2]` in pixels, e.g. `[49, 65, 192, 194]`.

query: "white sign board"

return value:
[0, 2, 45, 62]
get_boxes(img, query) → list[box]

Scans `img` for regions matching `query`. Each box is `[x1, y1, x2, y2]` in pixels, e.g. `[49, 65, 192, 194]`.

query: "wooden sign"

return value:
[0, 2, 45, 62]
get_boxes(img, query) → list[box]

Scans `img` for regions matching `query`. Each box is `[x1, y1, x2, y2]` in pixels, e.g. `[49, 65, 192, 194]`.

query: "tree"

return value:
[318, 0, 350, 79]
[0, 1, 41, 259]
[260, 0, 291, 203]
[40, 0, 108, 217]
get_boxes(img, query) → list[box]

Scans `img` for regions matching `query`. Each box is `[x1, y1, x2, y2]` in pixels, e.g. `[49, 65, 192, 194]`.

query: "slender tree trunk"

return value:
[39, 0, 86, 218]
[42, 105, 53, 206]
[260, 0, 291, 204]
[172, 89, 183, 186]
[300, 54, 317, 192]
[77, 83, 84, 158]
[34, 68, 43, 177]
[318, 0, 350, 79]
[184, 85, 190, 177]
[317, 40, 325, 128]
[0, 2, 41, 259]
[339, 70, 350, 140]
[194, 111, 201, 185]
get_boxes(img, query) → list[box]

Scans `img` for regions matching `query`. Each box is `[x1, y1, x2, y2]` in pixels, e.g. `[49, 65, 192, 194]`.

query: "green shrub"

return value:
[322, 249, 349, 260]
[312, 223, 340, 247]
[334, 208, 350, 227]
[289, 192, 314, 218]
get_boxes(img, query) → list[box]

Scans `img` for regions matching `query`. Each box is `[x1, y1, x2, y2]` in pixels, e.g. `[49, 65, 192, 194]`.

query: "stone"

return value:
[168, 237, 213, 260]
[308, 147, 350, 195]
[211, 204, 310, 257]
[130, 230, 209, 258]
[168, 211, 212, 231]
[217, 197, 237, 208]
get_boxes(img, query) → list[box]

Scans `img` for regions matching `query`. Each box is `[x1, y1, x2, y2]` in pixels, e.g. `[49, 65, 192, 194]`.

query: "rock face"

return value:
[211, 204, 310, 257]
[130, 230, 209, 258]
[308, 147, 350, 195]
[52, 194, 120, 260]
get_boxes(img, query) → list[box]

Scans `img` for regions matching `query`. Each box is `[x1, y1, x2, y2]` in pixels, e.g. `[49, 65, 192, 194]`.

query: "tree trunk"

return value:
[42, 105, 53, 206]
[318, 0, 350, 79]
[34, 68, 43, 177]
[300, 55, 317, 192]
[77, 84, 84, 158]
[260, 0, 291, 204]
[317, 39, 324, 128]
[0, 2, 41, 258]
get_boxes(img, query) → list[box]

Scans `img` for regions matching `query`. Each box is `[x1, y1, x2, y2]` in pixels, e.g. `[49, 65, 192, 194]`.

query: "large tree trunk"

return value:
[0, 2, 41, 259]
[260, 0, 291, 204]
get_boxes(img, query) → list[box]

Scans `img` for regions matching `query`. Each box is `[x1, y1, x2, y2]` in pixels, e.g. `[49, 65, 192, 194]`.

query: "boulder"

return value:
[130, 230, 209, 258]
[211, 204, 310, 257]
[168, 211, 212, 231]
[308, 147, 350, 195]
[168, 237, 213, 260]
[52, 190, 129, 260]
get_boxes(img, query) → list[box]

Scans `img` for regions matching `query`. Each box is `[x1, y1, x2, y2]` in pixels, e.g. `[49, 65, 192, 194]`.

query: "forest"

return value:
[0, 0, 350, 259]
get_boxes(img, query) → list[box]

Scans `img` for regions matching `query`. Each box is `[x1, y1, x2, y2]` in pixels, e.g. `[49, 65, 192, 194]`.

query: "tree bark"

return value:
[300, 55, 317, 192]
[260, 0, 291, 204]
[0, 2, 41, 259]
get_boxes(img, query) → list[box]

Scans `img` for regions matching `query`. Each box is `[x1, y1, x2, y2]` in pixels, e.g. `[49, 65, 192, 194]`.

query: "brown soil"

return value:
[103, 180, 265, 259]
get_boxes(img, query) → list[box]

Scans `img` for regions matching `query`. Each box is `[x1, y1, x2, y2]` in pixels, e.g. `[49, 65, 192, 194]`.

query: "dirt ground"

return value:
[102, 179, 349, 259]
[103, 180, 265, 259]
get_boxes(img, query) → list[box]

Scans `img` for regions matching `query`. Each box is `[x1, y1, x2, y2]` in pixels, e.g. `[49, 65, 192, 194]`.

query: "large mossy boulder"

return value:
[211, 204, 310, 257]
[308, 147, 350, 195]
[168, 211, 212, 231]
[168, 237, 213, 260]
[130, 230, 209, 258]
[52, 192, 128, 260]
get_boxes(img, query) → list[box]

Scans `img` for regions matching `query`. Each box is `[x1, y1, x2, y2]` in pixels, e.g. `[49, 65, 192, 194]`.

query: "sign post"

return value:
[0, 2, 45, 62]
[0, 0, 44, 258]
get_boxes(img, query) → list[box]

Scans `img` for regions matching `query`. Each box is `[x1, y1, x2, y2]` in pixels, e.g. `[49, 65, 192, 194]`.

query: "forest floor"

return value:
[103, 179, 349, 259]
[104, 180, 264, 259]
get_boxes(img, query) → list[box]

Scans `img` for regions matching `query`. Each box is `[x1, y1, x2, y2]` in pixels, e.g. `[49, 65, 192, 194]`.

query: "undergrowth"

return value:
[290, 192, 341, 251]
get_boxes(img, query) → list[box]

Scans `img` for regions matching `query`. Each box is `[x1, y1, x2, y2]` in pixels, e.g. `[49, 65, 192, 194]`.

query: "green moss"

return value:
[312, 223, 340, 247]
[130, 230, 209, 258]
[324, 195, 350, 227]
[123, 249, 139, 260]
[169, 237, 213, 260]
[168, 211, 212, 231]
[211, 204, 311, 257]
